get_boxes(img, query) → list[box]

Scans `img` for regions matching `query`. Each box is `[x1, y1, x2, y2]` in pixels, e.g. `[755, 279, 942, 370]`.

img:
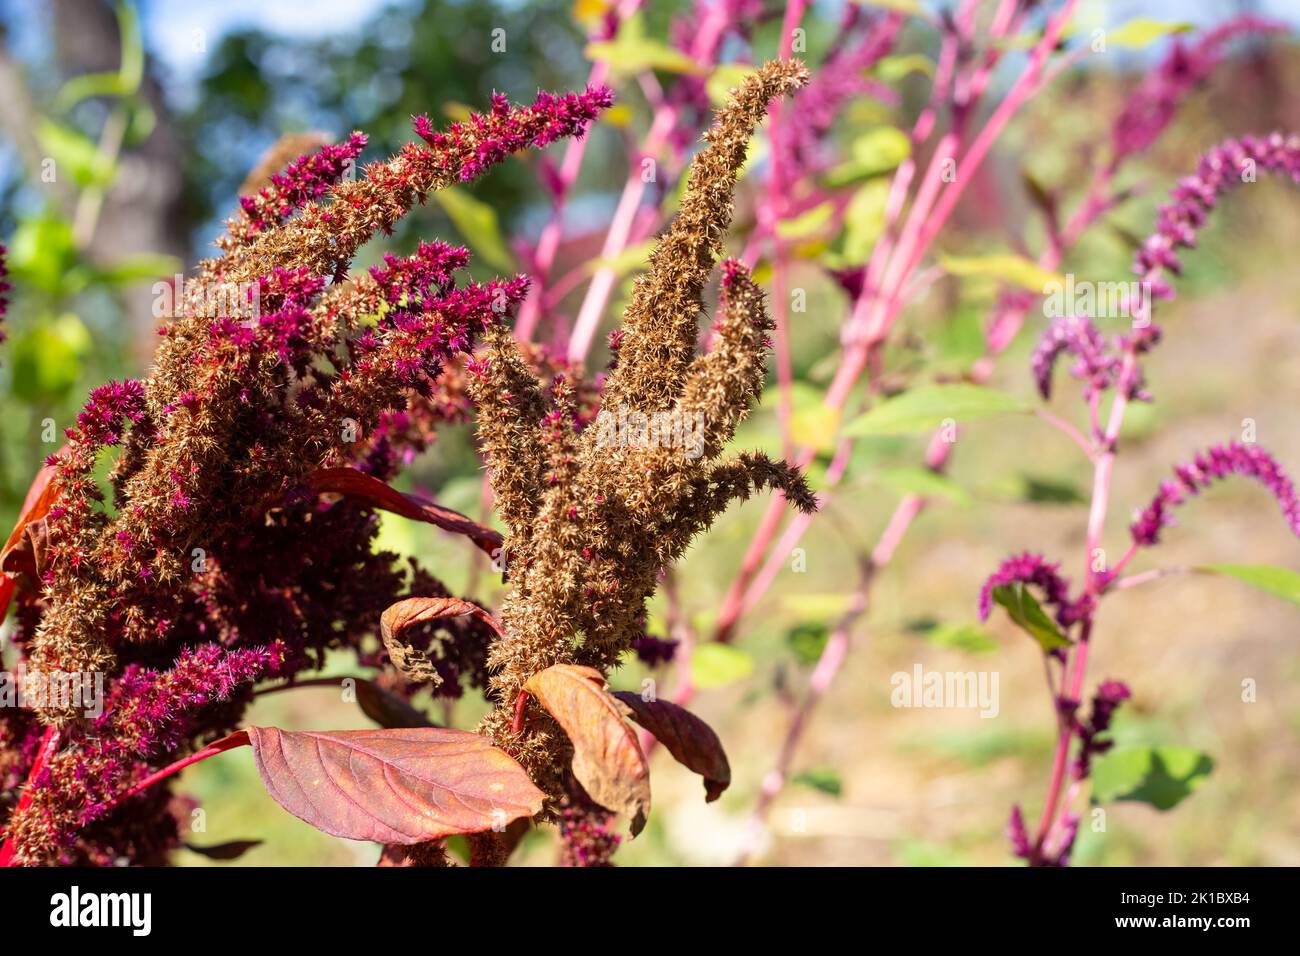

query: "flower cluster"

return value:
[1072, 679, 1131, 780]
[976, 551, 1092, 628]
[1110, 16, 1285, 164]
[0, 242, 9, 344]
[468, 61, 815, 801]
[777, 7, 902, 180]
[2, 87, 609, 864]
[1031, 315, 1116, 402]
[1130, 442, 1300, 547]
[8, 643, 286, 865]
[993, 126, 1300, 867]
[1135, 132, 1300, 310]
[227, 132, 368, 244]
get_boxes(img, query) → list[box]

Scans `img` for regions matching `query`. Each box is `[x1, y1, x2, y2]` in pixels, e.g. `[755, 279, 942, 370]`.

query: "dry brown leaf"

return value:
[613, 691, 731, 801]
[523, 664, 650, 836]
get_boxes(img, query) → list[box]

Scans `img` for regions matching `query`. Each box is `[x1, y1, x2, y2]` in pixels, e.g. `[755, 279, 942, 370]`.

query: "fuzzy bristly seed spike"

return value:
[603, 59, 808, 414]
[469, 61, 814, 806]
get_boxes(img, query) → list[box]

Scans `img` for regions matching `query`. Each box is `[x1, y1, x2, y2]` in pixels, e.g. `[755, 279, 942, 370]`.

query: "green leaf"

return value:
[1090, 746, 1213, 810]
[792, 768, 842, 797]
[1199, 564, 1300, 606]
[863, 0, 924, 15]
[843, 383, 1030, 437]
[775, 201, 836, 240]
[53, 1, 144, 110]
[91, 253, 182, 287]
[1104, 18, 1193, 51]
[873, 53, 935, 82]
[690, 644, 754, 690]
[875, 465, 971, 506]
[1019, 474, 1087, 504]
[587, 239, 657, 279]
[991, 583, 1070, 652]
[431, 187, 516, 274]
[707, 64, 758, 106]
[585, 15, 706, 78]
[780, 593, 852, 623]
[824, 127, 911, 188]
[6, 214, 78, 295]
[938, 252, 1063, 293]
[55, 72, 131, 111]
[10, 313, 93, 402]
[925, 622, 999, 654]
[37, 120, 115, 189]
[836, 179, 891, 264]
[786, 622, 830, 665]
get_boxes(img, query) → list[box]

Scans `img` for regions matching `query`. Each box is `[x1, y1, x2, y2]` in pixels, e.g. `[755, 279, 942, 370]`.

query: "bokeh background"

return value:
[2, 0, 1299, 865]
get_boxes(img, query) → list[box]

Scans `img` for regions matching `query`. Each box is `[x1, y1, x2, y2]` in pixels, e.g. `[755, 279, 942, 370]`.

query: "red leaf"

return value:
[0, 454, 63, 619]
[245, 726, 544, 843]
[309, 467, 502, 557]
[613, 692, 731, 802]
[523, 664, 650, 836]
[379, 596, 504, 685]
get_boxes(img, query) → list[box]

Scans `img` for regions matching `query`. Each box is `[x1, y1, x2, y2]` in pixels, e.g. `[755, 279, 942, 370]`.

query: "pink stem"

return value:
[514, 0, 644, 342]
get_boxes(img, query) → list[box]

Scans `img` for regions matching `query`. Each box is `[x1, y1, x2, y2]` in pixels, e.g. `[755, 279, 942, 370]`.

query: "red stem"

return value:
[0, 726, 61, 866]
[101, 731, 251, 815]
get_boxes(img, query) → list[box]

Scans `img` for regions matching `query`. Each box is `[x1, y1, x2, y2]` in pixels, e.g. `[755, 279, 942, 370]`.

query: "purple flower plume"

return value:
[1130, 441, 1300, 546]
[1136, 132, 1300, 309]
[237, 133, 368, 238]
[412, 85, 614, 184]
[1111, 16, 1286, 164]
[0, 241, 10, 344]
[1031, 315, 1117, 400]
[1072, 680, 1131, 780]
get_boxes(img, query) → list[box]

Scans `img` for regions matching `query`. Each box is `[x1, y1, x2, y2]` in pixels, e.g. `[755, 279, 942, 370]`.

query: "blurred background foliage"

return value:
[1, 0, 1299, 866]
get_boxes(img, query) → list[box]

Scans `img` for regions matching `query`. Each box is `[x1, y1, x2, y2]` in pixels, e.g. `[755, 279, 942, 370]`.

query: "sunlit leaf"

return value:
[824, 126, 911, 187]
[991, 583, 1070, 652]
[245, 726, 544, 842]
[1090, 745, 1213, 810]
[843, 383, 1030, 436]
[524, 664, 650, 835]
[938, 252, 1063, 293]
[874, 53, 935, 81]
[690, 643, 754, 689]
[432, 186, 516, 273]
[585, 14, 706, 77]
[1104, 18, 1193, 50]
[1198, 564, 1300, 606]
[776, 201, 836, 240]
[37, 120, 115, 188]
[613, 692, 731, 801]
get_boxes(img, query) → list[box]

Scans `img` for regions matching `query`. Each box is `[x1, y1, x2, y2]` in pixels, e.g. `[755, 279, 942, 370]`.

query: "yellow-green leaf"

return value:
[1104, 18, 1193, 50]
[432, 187, 516, 274]
[938, 252, 1063, 293]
